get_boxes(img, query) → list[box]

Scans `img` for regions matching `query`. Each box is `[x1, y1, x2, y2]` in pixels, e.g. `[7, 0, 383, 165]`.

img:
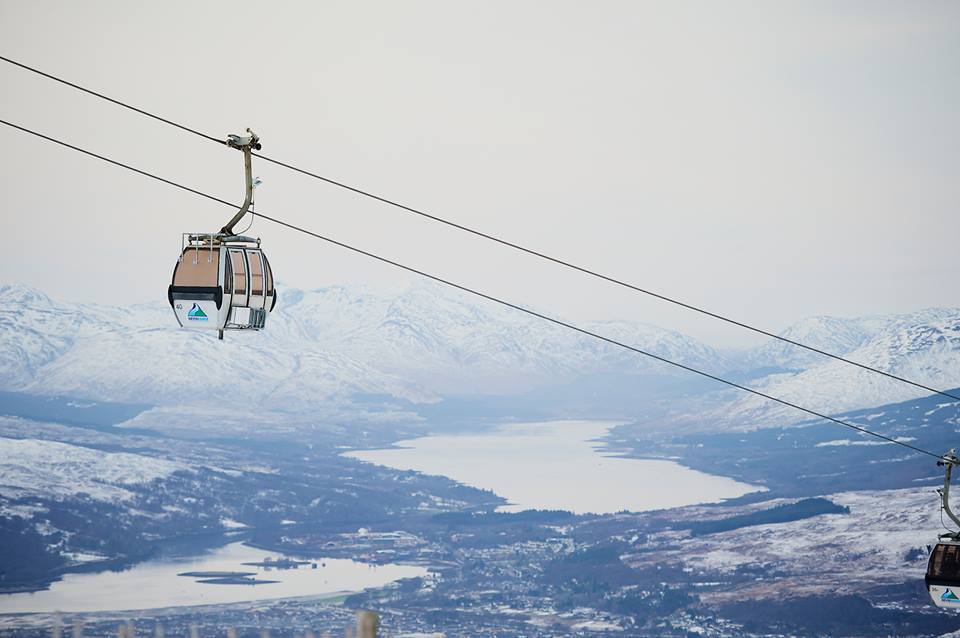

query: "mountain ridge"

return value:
[2, 282, 959, 430]
[0, 282, 725, 411]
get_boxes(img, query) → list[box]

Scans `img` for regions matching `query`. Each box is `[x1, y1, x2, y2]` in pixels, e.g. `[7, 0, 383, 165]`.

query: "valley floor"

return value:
[4, 390, 960, 635]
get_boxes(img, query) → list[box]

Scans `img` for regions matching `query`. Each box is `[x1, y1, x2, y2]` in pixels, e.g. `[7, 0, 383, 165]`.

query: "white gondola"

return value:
[167, 129, 275, 339]
[927, 450, 960, 608]
[927, 539, 960, 608]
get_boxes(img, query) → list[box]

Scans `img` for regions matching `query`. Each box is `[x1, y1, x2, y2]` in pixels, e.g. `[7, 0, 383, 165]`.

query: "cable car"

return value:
[168, 129, 276, 339]
[927, 540, 960, 607]
[927, 450, 960, 608]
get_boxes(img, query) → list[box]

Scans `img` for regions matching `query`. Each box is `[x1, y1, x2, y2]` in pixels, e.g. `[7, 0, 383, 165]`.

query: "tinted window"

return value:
[929, 544, 960, 579]
[230, 250, 247, 295]
[249, 251, 264, 295]
[263, 253, 274, 295]
[223, 254, 233, 294]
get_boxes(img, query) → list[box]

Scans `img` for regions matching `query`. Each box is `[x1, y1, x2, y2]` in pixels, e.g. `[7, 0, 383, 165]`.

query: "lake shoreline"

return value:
[0, 528, 249, 597]
[0, 541, 426, 614]
[346, 419, 764, 515]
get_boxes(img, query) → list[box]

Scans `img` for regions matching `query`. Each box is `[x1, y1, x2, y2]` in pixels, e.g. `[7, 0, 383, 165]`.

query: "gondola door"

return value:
[226, 248, 251, 329]
[229, 249, 249, 308]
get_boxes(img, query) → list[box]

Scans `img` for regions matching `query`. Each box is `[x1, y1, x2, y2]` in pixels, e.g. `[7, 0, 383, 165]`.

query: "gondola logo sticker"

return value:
[187, 303, 209, 321]
[941, 588, 960, 603]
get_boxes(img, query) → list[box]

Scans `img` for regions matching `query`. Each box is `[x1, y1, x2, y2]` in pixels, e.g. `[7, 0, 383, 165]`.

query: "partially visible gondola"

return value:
[927, 451, 960, 608]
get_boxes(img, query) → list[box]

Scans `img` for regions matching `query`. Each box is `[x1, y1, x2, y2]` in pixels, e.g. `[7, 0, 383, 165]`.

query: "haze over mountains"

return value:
[719, 309, 960, 428]
[2, 282, 959, 431]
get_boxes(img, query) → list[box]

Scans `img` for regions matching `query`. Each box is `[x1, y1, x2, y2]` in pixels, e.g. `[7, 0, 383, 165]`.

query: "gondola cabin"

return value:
[926, 540, 960, 607]
[167, 129, 274, 339]
[168, 233, 275, 339]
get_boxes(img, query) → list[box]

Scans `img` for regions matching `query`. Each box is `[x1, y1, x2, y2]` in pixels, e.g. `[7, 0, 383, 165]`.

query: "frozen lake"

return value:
[347, 420, 762, 514]
[0, 542, 426, 614]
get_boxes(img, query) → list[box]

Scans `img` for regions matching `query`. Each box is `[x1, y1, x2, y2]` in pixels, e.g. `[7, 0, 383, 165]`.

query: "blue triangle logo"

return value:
[942, 588, 960, 602]
[187, 303, 208, 320]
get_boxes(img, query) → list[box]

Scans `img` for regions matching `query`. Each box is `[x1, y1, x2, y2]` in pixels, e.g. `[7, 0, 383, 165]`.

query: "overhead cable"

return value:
[2, 53, 957, 403]
[0, 117, 946, 462]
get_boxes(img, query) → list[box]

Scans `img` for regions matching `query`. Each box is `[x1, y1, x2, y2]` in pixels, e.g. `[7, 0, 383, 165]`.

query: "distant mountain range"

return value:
[714, 308, 960, 429]
[1, 282, 959, 430]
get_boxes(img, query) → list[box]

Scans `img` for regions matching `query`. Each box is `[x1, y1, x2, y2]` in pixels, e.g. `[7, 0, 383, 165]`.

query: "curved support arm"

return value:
[941, 450, 960, 533]
[220, 129, 260, 235]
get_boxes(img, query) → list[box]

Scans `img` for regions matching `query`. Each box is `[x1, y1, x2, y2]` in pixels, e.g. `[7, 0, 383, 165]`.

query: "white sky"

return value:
[1, 1, 958, 347]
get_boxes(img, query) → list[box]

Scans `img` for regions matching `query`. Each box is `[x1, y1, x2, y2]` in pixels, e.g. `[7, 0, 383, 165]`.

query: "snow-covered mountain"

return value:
[274, 285, 733, 395]
[710, 309, 960, 429]
[742, 309, 960, 370]
[3, 281, 958, 429]
[0, 282, 726, 412]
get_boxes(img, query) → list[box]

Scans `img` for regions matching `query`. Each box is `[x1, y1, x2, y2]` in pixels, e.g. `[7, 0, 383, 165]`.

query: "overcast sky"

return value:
[2, 1, 957, 347]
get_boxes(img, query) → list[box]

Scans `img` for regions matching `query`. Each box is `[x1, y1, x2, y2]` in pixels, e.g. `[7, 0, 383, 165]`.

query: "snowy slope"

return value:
[0, 283, 426, 408]
[745, 315, 875, 369]
[711, 310, 960, 428]
[0, 282, 725, 410]
[4, 281, 958, 427]
[271, 285, 732, 395]
[626, 487, 939, 602]
[0, 286, 91, 387]
[0, 437, 191, 502]
[744, 309, 960, 370]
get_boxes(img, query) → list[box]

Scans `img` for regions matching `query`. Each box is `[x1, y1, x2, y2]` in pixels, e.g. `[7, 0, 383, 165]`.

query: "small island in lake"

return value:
[177, 571, 256, 578]
[196, 576, 279, 585]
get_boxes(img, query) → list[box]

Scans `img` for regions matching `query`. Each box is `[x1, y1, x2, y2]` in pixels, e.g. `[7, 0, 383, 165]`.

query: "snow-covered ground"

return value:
[711, 310, 960, 429]
[627, 487, 942, 603]
[0, 437, 191, 502]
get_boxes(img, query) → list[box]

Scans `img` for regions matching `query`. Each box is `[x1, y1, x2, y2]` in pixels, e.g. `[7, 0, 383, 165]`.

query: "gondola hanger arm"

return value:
[939, 449, 960, 539]
[220, 128, 261, 236]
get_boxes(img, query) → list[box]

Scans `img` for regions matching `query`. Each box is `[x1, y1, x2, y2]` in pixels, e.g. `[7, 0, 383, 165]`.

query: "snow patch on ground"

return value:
[816, 436, 916, 447]
[61, 550, 109, 563]
[0, 437, 191, 502]
[628, 487, 942, 603]
[0, 501, 46, 518]
[571, 619, 624, 631]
